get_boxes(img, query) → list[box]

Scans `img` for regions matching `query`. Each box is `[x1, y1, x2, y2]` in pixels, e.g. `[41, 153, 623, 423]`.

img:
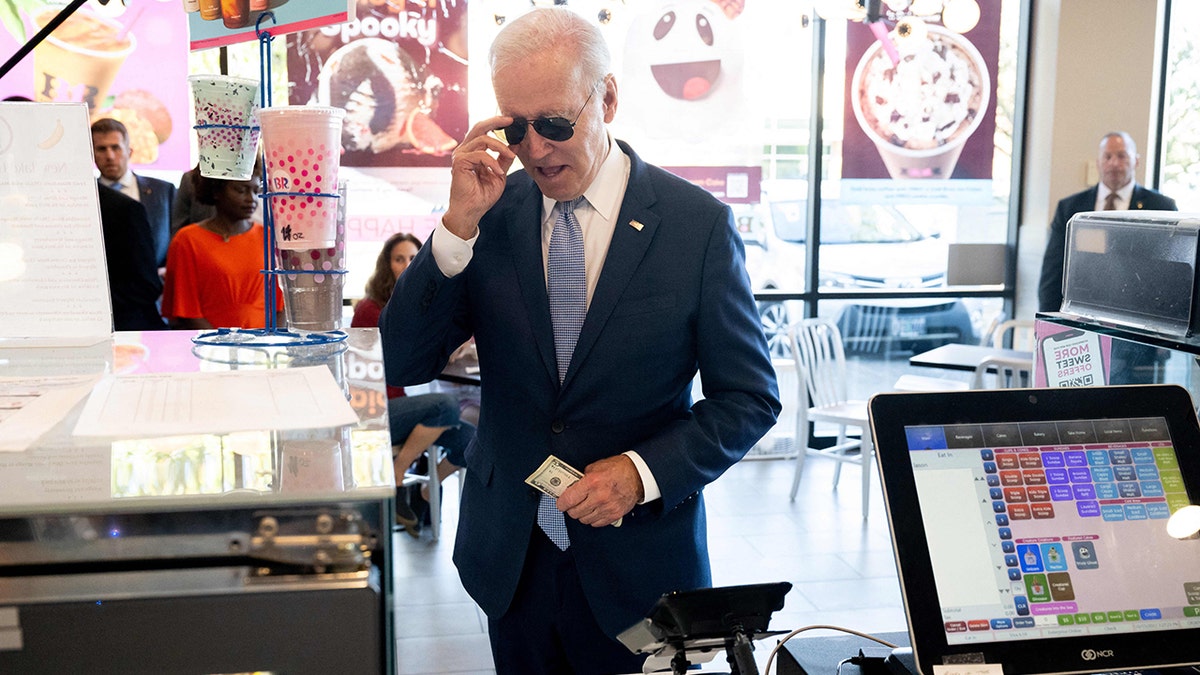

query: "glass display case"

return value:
[0, 328, 395, 673]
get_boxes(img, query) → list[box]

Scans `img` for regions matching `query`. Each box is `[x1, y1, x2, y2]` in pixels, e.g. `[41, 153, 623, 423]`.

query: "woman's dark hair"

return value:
[194, 156, 263, 206]
[364, 233, 422, 304]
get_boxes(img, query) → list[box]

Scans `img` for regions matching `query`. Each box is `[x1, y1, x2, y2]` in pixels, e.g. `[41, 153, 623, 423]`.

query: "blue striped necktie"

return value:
[539, 196, 586, 551]
[548, 196, 587, 383]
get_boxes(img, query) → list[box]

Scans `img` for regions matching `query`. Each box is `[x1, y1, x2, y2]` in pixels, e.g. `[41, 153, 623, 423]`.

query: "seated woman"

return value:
[353, 232, 475, 537]
[161, 159, 283, 329]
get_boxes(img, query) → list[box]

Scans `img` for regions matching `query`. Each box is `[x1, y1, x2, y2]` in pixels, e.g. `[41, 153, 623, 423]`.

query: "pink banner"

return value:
[665, 166, 762, 204]
[188, 0, 353, 51]
[0, 2, 191, 171]
[285, 0, 466, 169]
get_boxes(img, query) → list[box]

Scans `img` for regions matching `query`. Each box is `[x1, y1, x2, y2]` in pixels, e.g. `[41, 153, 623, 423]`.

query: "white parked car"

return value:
[740, 198, 977, 357]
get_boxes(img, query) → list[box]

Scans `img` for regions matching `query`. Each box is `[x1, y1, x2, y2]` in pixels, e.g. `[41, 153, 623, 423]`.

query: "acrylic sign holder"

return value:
[193, 12, 347, 349]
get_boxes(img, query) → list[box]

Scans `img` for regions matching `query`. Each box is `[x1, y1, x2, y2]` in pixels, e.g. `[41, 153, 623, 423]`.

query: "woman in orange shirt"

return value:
[162, 160, 283, 329]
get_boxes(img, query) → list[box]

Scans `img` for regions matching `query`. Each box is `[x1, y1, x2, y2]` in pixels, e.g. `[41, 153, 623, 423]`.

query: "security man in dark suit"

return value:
[1037, 131, 1177, 384]
[1038, 131, 1177, 312]
[91, 117, 177, 268]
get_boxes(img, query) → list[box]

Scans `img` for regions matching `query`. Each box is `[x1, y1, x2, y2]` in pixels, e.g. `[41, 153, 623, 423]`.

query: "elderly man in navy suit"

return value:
[380, 8, 779, 674]
[92, 117, 177, 268]
[1038, 131, 1177, 312]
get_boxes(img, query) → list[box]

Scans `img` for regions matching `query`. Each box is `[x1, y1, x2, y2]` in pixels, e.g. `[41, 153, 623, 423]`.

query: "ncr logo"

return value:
[1081, 649, 1115, 661]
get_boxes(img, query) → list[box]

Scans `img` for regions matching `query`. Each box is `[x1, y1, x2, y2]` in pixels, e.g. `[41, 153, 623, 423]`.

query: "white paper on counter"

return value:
[72, 366, 357, 438]
[0, 374, 102, 452]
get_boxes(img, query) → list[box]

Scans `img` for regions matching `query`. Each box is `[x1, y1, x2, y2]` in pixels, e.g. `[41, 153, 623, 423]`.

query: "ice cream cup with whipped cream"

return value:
[851, 25, 990, 180]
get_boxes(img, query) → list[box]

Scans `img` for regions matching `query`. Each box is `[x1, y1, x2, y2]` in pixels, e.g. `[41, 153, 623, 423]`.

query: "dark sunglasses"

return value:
[498, 88, 596, 145]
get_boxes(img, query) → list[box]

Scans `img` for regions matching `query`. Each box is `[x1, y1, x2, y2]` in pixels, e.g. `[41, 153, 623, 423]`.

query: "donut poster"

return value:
[285, 0, 467, 168]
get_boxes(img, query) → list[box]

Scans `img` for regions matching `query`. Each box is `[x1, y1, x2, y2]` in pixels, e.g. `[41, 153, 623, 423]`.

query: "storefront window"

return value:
[258, 2, 1022, 398]
[812, 1, 1021, 366]
[1159, 1, 1200, 211]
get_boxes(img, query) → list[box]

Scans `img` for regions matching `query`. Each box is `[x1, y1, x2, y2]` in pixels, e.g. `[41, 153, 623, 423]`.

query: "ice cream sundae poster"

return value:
[0, 0, 191, 171]
[188, 0, 355, 51]
[840, 0, 1001, 205]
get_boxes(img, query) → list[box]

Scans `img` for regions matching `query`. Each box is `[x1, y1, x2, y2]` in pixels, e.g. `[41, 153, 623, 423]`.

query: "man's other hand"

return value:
[559, 455, 643, 527]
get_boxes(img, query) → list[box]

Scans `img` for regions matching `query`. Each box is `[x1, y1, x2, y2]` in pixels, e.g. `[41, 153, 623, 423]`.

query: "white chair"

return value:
[990, 319, 1036, 351]
[788, 318, 874, 518]
[399, 446, 463, 542]
[970, 355, 1033, 389]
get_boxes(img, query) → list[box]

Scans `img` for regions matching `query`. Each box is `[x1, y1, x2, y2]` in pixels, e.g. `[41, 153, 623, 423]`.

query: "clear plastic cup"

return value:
[189, 75, 261, 180]
[259, 106, 345, 250]
[279, 270, 345, 333]
[276, 181, 348, 333]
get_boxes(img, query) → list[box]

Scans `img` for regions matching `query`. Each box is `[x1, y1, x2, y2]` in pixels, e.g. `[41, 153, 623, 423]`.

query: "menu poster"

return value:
[0, 103, 113, 342]
[188, 0, 355, 51]
[0, 1, 191, 171]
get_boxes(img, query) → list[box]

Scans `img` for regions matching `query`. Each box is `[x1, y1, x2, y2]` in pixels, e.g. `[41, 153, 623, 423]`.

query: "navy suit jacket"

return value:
[97, 184, 166, 331]
[1038, 184, 1177, 312]
[100, 175, 176, 268]
[380, 141, 780, 637]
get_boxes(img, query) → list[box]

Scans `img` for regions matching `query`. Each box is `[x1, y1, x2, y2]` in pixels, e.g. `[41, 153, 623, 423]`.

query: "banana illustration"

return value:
[38, 119, 64, 150]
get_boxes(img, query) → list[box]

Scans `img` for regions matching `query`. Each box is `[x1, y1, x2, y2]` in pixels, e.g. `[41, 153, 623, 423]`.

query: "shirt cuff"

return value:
[623, 450, 661, 504]
[431, 218, 477, 277]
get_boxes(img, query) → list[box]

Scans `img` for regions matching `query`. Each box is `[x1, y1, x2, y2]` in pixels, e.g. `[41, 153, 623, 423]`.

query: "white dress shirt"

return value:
[430, 137, 663, 504]
[104, 170, 141, 202]
[1096, 180, 1133, 211]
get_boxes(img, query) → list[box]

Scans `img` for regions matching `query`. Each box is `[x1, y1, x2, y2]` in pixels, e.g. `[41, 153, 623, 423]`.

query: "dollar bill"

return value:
[525, 455, 583, 498]
[524, 455, 623, 527]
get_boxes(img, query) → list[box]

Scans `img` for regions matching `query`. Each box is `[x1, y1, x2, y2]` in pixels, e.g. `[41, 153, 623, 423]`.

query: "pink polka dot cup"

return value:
[259, 106, 345, 251]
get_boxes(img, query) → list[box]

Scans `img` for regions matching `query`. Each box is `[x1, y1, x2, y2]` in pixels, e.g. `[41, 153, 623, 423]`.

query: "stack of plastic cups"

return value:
[259, 106, 347, 334]
[189, 75, 261, 180]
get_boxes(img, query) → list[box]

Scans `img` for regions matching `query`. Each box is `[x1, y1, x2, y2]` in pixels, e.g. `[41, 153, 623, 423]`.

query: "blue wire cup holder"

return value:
[193, 14, 349, 349]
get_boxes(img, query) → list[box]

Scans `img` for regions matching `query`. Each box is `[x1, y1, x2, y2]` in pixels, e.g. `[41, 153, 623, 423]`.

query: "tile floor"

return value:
[391, 451, 909, 674]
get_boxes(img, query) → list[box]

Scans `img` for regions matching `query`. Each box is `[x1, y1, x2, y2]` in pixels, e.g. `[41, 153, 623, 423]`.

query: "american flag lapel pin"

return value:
[629, 220, 644, 231]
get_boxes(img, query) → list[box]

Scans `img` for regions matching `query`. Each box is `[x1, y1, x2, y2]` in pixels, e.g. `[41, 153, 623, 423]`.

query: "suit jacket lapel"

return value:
[507, 183, 561, 387]
[1131, 185, 1148, 210]
[563, 144, 660, 390]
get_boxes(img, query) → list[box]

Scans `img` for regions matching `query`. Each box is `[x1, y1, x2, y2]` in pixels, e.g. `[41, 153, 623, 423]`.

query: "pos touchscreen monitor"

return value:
[869, 385, 1200, 675]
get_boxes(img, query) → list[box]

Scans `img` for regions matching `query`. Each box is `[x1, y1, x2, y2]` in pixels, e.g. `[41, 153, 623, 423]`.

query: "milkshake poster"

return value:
[0, 0, 191, 171]
[840, 0, 1001, 204]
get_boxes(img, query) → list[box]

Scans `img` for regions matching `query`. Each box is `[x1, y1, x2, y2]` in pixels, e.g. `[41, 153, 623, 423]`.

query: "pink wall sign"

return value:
[0, 2, 192, 171]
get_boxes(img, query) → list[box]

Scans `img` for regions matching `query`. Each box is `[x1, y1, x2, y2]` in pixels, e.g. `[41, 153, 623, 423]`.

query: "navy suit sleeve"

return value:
[632, 203, 781, 511]
[1038, 198, 1073, 313]
[379, 240, 473, 387]
[99, 185, 165, 331]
